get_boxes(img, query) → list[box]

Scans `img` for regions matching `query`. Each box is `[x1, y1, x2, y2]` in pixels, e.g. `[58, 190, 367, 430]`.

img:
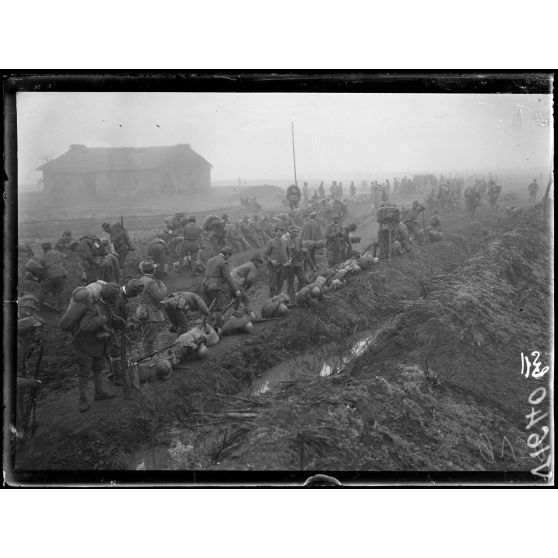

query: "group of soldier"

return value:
[16, 174, 537, 425]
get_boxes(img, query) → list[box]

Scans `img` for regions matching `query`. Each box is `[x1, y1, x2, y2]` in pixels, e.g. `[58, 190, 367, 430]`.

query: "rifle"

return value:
[121, 214, 128, 282]
[121, 325, 131, 400]
[24, 343, 44, 437]
[202, 299, 216, 329]
[134, 340, 181, 364]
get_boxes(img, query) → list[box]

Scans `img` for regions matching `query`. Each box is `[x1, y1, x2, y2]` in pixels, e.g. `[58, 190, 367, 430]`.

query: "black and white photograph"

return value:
[3, 72, 554, 486]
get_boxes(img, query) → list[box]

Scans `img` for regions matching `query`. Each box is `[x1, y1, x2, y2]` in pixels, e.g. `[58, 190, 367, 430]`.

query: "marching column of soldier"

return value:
[16, 175, 527, 429]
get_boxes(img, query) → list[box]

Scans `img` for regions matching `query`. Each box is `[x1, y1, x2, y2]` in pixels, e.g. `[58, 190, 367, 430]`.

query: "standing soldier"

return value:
[97, 280, 144, 385]
[101, 221, 135, 272]
[179, 216, 203, 273]
[264, 225, 291, 297]
[136, 259, 168, 357]
[318, 181, 325, 200]
[72, 290, 123, 412]
[528, 178, 539, 204]
[301, 212, 322, 271]
[162, 291, 212, 336]
[38, 242, 67, 312]
[350, 181, 356, 198]
[17, 295, 44, 432]
[487, 181, 502, 213]
[78, 233, 106, 284]
[324, 215, 343, 267]
[286, 227, 307, 300]
[202, 246, 240, 313]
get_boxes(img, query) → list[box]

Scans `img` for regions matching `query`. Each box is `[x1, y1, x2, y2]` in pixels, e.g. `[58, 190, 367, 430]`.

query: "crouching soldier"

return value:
[72, 292, 123, 412]
[162, 291, 212, 336]
[136, 260, 168, 357]
[396, 221, 411, 253]
[264, 226, 291, 297]
[78, 234, 106, 283]
[102, 221, 135, 271]
[54, 230, 73, 253]
[202, 246, 240, 314]
[231, 253, 265, 315]
[38, 242, 67, 312]
[148, 238, 170, 276]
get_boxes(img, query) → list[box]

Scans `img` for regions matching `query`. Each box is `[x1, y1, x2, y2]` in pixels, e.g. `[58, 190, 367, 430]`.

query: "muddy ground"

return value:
[12, 188, 552, 478]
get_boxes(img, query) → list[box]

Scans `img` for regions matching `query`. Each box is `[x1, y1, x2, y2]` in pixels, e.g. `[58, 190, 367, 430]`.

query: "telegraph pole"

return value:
[291, 122, 298, 186]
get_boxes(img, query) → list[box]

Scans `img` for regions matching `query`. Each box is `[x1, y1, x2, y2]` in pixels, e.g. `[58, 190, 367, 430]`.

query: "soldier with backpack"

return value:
[72, 291, 122, 412]
[136, 260, 169, 357]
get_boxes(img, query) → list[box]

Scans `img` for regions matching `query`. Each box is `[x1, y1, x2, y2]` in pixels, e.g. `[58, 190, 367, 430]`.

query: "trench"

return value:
[127, 228, 481, 470]
[129, 330, 381, 470]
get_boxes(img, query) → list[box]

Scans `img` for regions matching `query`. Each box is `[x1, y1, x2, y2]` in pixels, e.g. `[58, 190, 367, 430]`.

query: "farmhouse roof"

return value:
[38, 144, 212, 173]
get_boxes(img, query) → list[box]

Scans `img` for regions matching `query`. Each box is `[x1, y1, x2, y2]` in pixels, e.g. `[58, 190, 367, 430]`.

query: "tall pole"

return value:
[291, 122, 298, 186]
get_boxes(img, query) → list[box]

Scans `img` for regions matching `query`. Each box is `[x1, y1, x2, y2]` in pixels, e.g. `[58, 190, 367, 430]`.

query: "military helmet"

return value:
[221, 246, 233, 256]
[196, 345, 209, 359]
[100, 282, 121, 301]
[274, 225, 285, 233]
[125, 279, 144, 298]
[276, 303, 288, 316]
[155, 359, 173, 380]
[63, 230, 72, 237]
[139, 259, 156, 274]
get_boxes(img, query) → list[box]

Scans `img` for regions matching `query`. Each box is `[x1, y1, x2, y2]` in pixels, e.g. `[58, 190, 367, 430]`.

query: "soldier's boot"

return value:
[93, 369, 117, 401]
[78, 376, 91, 413]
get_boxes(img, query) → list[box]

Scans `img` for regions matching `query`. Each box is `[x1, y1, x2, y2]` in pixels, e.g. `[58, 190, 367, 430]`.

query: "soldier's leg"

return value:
[92, 355, 116, 401]
[53, 276, 66, 311]
[75, 348, 92, 412]
[295, 266, 307, 292]
[268, 266, 279, 297]
[38, 277, 51, 306]
[287, 266, 296, 298]
[326, 249, 336, 268]
[141, 322, 159, 355]
[276, 266, 287, 295]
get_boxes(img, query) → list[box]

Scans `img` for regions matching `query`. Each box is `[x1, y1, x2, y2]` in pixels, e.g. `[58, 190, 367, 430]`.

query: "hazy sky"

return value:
[17, 92, 553, 185]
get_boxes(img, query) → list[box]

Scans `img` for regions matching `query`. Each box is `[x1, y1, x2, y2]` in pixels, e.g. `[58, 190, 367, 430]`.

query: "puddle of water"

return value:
[250, 331, 376, 394]
[319, 336, 375, 377]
